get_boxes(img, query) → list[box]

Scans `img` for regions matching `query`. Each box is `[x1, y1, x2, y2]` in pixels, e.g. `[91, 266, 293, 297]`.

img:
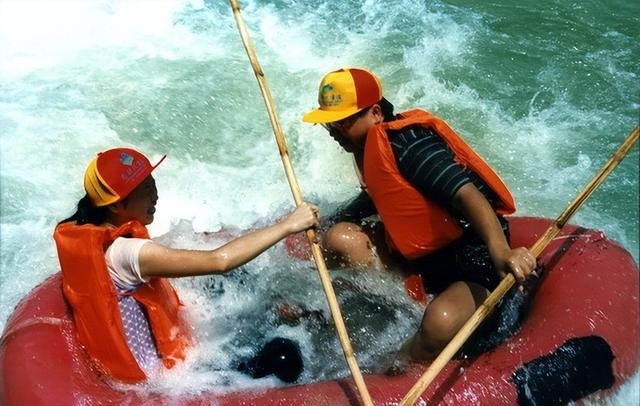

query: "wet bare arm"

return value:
[138, 202, 319, 278]
[452, 183, 536, 283]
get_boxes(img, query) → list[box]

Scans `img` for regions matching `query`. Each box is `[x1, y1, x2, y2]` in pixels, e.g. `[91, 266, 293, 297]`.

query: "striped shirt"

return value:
[388, 125, 498, 220]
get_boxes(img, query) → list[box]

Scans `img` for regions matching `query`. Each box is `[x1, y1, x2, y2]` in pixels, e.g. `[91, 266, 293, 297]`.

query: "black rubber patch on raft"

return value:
[512, 335, 615, 406]
[237, 337, 304, 383]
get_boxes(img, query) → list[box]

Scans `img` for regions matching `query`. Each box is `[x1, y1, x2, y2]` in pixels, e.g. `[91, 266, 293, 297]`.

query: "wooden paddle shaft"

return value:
[228, 2, 374, 405]
[399, 125, 639, 406]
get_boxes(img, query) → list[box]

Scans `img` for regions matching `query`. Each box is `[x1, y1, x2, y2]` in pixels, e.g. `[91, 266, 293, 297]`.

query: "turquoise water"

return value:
[1, 0, 638, 403]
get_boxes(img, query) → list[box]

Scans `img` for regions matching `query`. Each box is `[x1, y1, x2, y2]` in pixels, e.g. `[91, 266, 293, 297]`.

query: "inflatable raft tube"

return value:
[0, 217, 638, 405]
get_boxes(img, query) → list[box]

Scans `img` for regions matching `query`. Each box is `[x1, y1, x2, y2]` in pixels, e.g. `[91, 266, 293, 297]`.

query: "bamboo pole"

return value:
[398, 125, 639, 406]
[228, 2, 374, 405]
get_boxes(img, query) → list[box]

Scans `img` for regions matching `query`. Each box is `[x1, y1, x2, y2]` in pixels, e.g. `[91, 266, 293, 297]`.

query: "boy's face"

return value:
[322, 104, 382, 153]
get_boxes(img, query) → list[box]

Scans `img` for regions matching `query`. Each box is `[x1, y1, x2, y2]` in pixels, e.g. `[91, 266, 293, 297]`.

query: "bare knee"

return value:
[322, 222, 377, 267]
[417, 282, 489, 354]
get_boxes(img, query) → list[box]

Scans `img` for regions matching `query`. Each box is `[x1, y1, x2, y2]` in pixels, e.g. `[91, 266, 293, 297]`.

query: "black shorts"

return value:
[408, 217, 510, 295]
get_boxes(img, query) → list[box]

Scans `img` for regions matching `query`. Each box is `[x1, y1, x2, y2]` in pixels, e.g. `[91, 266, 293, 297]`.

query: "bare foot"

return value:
[275, 302, 326, 326]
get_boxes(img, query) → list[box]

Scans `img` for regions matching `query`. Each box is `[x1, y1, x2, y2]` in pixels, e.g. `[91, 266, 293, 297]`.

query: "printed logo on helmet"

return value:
[319, 84, 342, 107]
[119, 153, 148, 184]
[119, 152, 135, 166]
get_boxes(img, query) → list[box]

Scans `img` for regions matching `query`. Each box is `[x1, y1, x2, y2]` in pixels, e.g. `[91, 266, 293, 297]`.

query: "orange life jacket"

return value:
[363, 109, 516, 260]
[53, 221, 190, 384]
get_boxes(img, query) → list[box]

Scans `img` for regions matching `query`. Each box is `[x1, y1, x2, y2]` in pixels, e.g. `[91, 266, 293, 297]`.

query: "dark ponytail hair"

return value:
[58, 194, 109, 226]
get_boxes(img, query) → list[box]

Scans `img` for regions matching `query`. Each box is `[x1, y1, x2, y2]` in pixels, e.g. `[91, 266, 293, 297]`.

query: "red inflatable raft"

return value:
[1, 217, 638, 405]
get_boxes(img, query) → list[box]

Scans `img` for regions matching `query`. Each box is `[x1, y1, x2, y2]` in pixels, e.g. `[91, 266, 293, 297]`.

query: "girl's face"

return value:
[119, 176, 158, 225]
